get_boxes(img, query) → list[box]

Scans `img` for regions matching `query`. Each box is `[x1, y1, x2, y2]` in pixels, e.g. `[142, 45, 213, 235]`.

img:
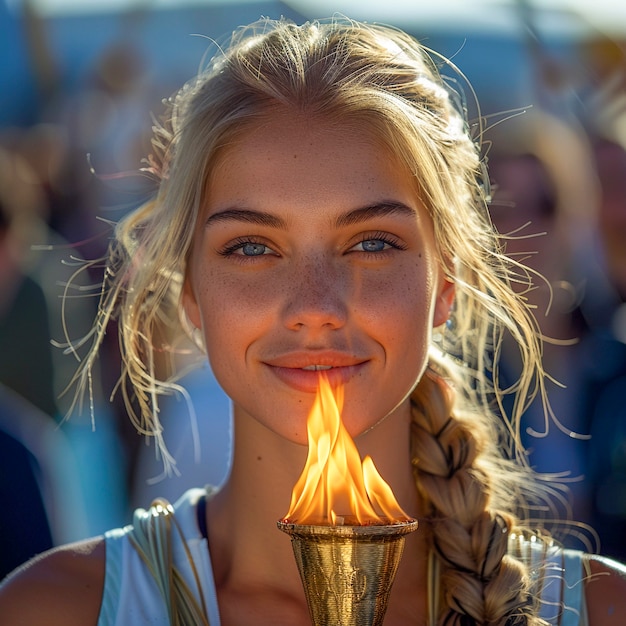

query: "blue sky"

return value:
[7, 0, 626, 36]
[0, 0, 626, 36]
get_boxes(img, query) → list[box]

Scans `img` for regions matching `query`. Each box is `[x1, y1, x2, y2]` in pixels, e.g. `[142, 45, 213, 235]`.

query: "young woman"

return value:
[1, 17, 625, 625]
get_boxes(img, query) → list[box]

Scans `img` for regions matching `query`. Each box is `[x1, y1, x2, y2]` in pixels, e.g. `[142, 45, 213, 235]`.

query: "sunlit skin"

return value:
[183, 111, 454, 448]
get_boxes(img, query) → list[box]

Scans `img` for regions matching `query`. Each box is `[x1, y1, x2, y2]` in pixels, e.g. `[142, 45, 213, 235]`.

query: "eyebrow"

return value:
[335, 201, 417, 227]
[204, 201, 417, 229]
[205, 208, 286, 229]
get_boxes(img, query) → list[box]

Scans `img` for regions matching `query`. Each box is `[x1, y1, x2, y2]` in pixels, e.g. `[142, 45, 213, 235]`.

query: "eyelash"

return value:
[352, 232, 407, 254]
[218, 237, 275, 258]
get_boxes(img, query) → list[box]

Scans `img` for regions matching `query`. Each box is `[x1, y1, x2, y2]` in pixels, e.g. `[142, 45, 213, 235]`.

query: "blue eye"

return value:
[239, 242, 269, 256]
[347, 231, 407, 256]
[359, 239, 388, 252]
[349, 233, 405, 254]
[219, 238, 277, 258]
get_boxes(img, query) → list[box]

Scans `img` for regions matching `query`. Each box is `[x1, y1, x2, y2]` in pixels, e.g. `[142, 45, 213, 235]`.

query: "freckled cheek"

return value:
[195, 269, 278, 340]
[355, 268, 433, 336]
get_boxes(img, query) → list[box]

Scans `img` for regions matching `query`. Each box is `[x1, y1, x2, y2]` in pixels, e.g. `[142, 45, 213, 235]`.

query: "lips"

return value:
[263, 352, 368, 393]
[269, 364, 365, 393]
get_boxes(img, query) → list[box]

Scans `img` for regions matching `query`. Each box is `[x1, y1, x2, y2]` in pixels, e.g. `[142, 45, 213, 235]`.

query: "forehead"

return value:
[205, 111, 418, 212]
[216, 111, 386, 167]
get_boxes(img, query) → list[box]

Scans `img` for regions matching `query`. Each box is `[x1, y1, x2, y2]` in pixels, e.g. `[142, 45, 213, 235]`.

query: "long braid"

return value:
[411, 370, 542, 626]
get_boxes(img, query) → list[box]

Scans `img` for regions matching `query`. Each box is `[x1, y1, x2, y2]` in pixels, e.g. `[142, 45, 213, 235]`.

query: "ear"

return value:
[182, 276, 202, 330]
[432, 276, 455, 328]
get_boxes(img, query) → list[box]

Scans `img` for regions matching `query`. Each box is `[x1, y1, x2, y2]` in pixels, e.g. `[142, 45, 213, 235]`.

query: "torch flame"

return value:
[284, 373, 410, 525]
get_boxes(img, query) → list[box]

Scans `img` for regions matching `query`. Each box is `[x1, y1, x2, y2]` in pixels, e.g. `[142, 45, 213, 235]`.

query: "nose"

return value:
[281, 256, 349, 332]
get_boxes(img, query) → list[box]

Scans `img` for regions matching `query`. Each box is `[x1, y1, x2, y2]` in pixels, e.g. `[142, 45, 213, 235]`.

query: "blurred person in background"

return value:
[0, 144, 57, 578]
[0, 124, 130, 546]
[0, 144, 57, 419]
[487, 115, 626, 564]
[483, 23, 626, 562]
[0, 138, 89, 575]
[578, 135, 626, 563]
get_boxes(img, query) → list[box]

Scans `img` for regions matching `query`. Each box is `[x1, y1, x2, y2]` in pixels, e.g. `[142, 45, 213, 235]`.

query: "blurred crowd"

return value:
[486, 29, 626, 560]
[1, 0, 625, 580]
[0, 3, 157, 578]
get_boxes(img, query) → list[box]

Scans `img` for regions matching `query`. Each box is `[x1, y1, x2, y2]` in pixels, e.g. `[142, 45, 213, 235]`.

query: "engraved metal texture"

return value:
[277, 520, 418, 626]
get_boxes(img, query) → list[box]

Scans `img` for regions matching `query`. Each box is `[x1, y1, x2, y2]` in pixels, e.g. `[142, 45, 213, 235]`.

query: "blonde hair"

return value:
[70, 17, 554, 624]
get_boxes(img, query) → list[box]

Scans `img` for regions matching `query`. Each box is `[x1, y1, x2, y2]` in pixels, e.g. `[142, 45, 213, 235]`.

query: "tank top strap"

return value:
[98, 488, 221, 626]
[508, 533, 589, 625]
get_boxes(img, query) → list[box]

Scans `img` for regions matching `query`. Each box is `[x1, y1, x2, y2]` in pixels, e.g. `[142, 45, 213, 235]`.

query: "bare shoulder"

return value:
[0, 536, 105, 626]
[585, 554, 626, 625]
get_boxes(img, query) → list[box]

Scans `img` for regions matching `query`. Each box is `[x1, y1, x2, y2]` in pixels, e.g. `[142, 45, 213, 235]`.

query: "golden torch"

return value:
[277, 374, 418, 625]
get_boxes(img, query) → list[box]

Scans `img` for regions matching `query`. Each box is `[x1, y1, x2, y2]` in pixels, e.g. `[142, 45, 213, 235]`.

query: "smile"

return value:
[266, 361, 367, 393]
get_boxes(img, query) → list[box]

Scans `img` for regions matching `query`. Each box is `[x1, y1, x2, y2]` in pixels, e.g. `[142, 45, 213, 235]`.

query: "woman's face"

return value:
[184, 111, 453, 444]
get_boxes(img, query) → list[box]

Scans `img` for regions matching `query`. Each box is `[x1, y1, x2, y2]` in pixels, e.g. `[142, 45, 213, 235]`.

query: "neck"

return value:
[228, 412, 307, 522]
[207, 408, 307, 590]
